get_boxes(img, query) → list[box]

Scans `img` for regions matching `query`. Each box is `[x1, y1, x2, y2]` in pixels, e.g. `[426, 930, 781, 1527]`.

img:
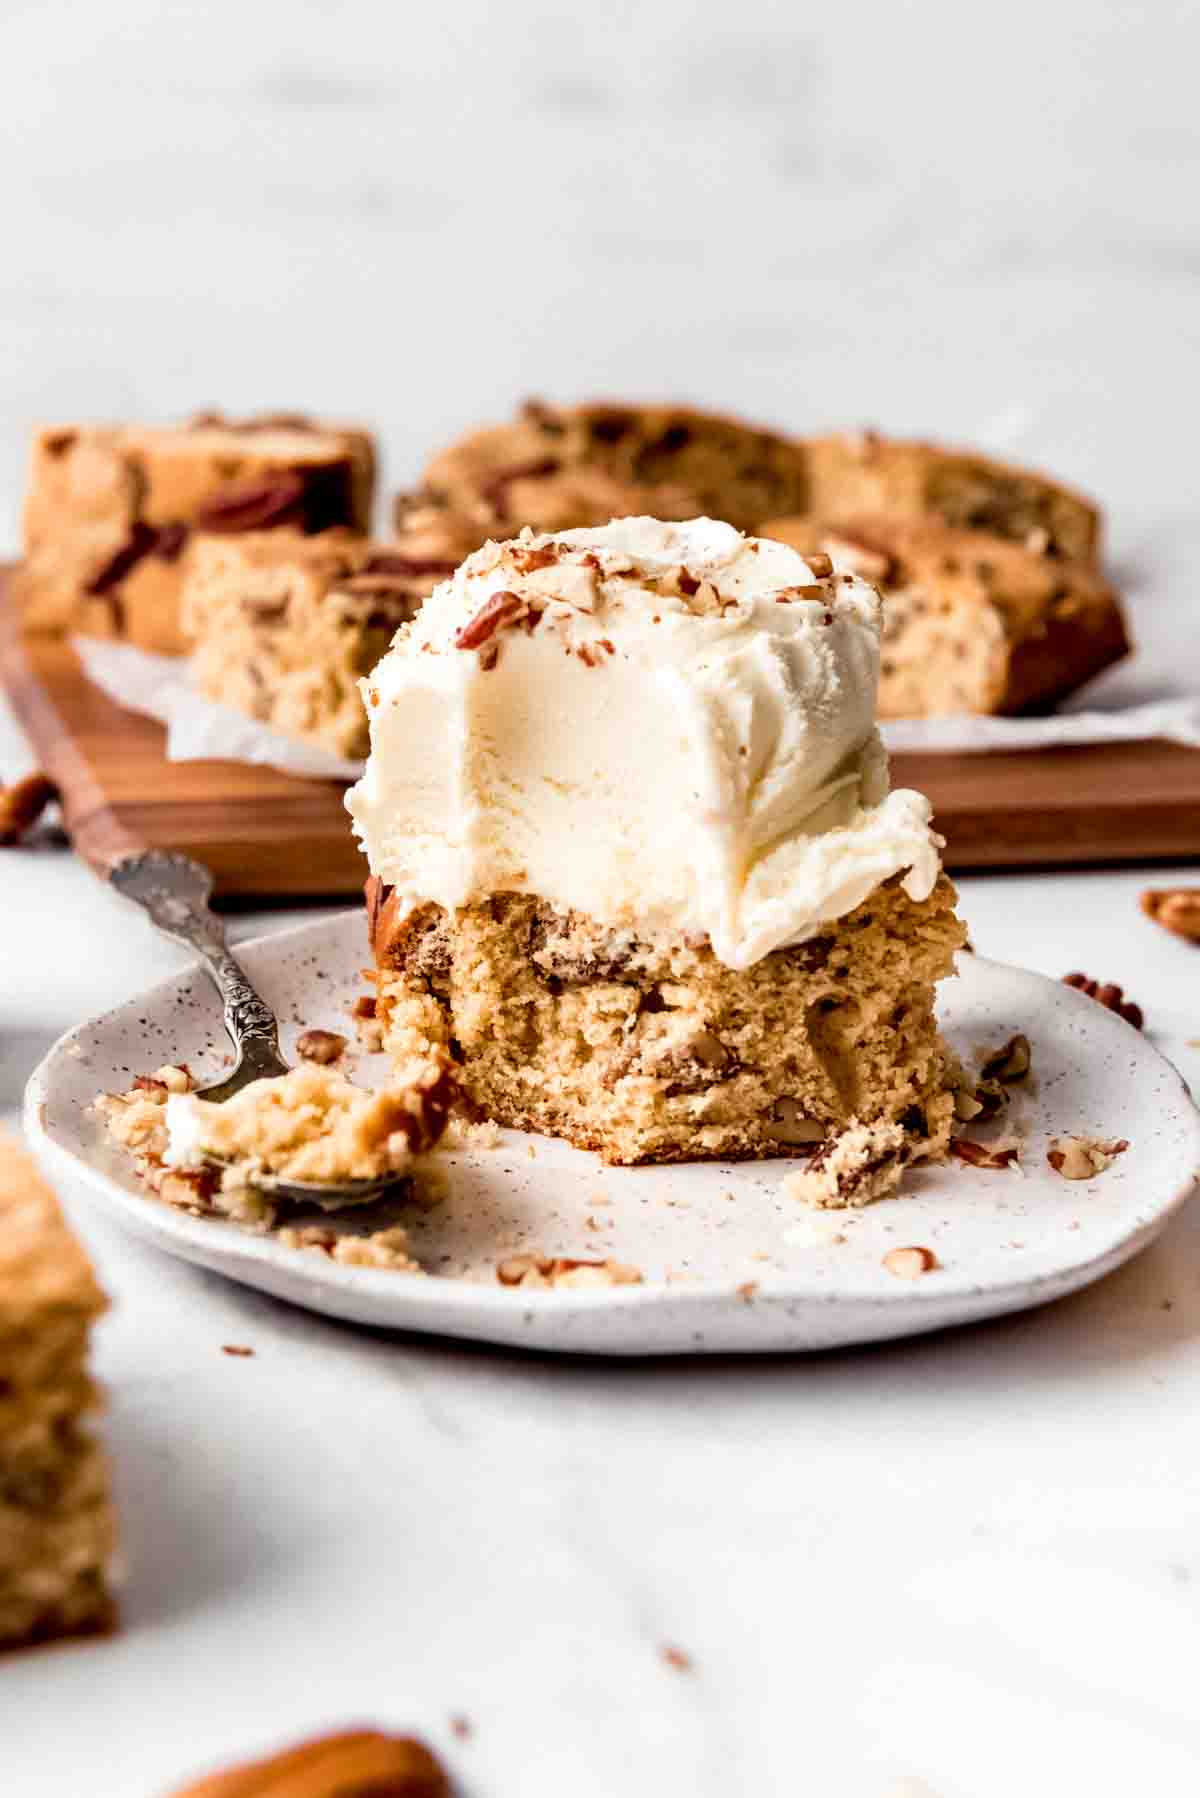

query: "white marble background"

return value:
[4, 5, 1200, 1795]
[2, 1, 1199, 699]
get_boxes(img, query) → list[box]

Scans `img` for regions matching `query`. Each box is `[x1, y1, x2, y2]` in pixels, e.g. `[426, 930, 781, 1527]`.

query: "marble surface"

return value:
[4, 1, 1200, 1791]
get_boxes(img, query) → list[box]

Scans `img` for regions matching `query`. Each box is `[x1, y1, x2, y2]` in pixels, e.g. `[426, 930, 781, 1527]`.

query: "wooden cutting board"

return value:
[3, 574, 1199, 898]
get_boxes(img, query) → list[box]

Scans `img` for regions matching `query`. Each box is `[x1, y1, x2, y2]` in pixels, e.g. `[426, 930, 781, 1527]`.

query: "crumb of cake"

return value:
[295, 1028, 348, 1065]
[449, 1715, 472, 1742]
[1141, 887, 1200, 944]
[274, 1221, 423, 1272]
[446, 1116, 502, 1151]
[0, 771, 59, 845]
[736, 1280, 759, 1302]
[1047, 1135, 1130, 1179]
[96, 1057, 456, 1224]
[221, 1344, 254, 1357]
[882, 1245, 940, 1279]
[495, 1254, 643, 1290]
[782, 1118, 910, 1209]
[948, 1137, 1020, 1170]
[661, 1644, 694, 1673]
[1062, 972, 1143, 1029]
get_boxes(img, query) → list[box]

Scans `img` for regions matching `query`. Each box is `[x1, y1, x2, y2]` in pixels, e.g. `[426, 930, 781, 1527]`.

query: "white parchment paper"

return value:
[72, 637, 364, 781]
[74, 635, 1200, 781]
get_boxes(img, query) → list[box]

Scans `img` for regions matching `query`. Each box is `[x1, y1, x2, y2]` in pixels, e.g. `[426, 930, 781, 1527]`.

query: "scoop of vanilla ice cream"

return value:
[346, 516, 941, 969]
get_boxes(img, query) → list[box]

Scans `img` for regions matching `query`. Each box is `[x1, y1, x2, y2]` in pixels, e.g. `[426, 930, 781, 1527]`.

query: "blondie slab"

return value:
[15, 412, 375, 654]
[0, 1131, 114, 1650]
[405, 401, 1102, 561]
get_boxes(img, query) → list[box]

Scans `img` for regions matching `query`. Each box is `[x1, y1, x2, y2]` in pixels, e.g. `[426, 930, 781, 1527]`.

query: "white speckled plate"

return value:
[24, 913, 1200, 1356]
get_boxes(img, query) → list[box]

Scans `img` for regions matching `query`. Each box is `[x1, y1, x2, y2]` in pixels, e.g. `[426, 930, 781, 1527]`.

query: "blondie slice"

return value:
[0, 1132, 115, 1650]
[405, 401, 1101, 561]
[368, 876, 964, 1169]
[15, 412, 375, 654]
[403, 398, 810, 535]
[762, 514, 1128, 715]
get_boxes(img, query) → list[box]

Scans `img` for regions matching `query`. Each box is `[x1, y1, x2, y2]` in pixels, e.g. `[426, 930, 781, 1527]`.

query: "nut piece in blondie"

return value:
[0, 1131, 115, 1650]
[15, 412, 376, 654]
[761, 514, 1128, 715]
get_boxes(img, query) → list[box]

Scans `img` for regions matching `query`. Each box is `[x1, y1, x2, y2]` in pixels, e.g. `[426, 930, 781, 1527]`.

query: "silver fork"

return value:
[110, 850, 397, 1207]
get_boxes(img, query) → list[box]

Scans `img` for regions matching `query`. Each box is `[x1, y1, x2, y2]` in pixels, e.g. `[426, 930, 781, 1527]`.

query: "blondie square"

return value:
[0, 1131, 114, 1650]
[15, 412, 375, 654]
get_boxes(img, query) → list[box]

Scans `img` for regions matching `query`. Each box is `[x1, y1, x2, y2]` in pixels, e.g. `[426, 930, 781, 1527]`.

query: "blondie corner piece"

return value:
[367, 874, 966, 1171]
[14, 411, 376, 655]
[762, 514, 1129, 716]
[0, 1131, 115, 1651]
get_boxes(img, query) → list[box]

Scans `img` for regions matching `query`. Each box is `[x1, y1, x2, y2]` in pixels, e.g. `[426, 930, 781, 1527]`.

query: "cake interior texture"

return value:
[0, 1132, 115, 1649]
[370, 873, 966, 1171]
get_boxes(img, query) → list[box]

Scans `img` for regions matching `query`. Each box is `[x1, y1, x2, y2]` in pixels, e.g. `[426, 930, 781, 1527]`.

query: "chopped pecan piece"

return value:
[454, 589, 528, 651]
[1047, 1135, 1129, 1179]
[949, 1137, 1020, 1170]
[1062, 973, 1143, 1029]
[0, 772, 59, 844]
[882, 1245, 939, 1278]
[193, 471, 308, 533]
[295, 1029, 347, 1065]
[496, 1255, 642, 1290]
[165, 1728, 451, 1797]
[820, 530, 895, 582]
[979, 1033, 1032, 1083]
[1141, 888, 1200, 944]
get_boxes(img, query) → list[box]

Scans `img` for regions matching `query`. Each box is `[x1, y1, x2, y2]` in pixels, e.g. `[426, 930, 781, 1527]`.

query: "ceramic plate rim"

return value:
[22, 913, 1200, 1342]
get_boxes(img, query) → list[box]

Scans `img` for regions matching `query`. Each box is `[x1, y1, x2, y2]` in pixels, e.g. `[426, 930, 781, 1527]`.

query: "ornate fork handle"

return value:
[109, 851, 289, 1092]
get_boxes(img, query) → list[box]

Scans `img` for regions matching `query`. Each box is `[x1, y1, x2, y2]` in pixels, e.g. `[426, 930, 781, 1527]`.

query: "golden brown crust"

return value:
[404, 398, 811, 537]
[167, 1729, 450, 1797]
[761, 513, 1128, 715]
[15, 415, 376, 654]
[403, 403, 1102, 564]
[793, 431, 1101, 562]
